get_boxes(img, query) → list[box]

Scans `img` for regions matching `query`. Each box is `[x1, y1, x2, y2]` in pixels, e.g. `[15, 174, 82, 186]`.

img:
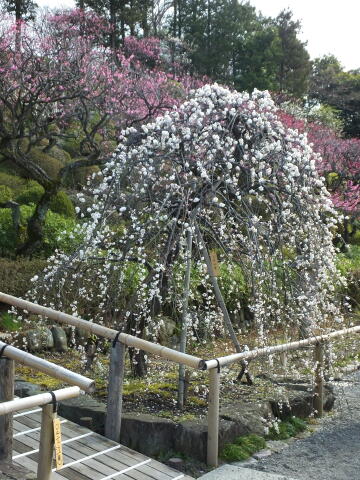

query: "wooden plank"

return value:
[13, 456, 67, 480]
[12, 409, 194, 480]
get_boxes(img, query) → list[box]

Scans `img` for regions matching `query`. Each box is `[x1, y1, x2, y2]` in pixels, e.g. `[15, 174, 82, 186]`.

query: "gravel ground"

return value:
[247, 370, 360, 480]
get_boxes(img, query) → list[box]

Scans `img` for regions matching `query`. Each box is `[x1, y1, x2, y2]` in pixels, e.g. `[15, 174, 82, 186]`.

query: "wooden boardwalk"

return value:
[12, 408, 194, 480]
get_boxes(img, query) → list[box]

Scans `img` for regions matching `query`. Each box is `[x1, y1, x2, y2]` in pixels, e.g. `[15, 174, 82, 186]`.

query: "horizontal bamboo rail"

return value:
[203, 324, 360, 370]
[0, 341, 95, 393]
[0, 292, 203, 370]
[0, 386, 80, 416]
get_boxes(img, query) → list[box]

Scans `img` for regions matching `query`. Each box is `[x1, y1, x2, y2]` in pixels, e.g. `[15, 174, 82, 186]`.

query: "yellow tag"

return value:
[53, 416, 63, 470]
[209, 250, 220, 277]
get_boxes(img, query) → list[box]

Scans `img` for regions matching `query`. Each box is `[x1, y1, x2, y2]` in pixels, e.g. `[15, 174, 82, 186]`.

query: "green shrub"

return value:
[42, 210, 83, 255]
[221, 434, 266, 462]
[0, 185, 13, 203]
[16, 184, 45, 205]
[0, 208, 21, 255]
[221, 443, 250, 462]
[50, 191, 75, 218]
[266, 417, 307, 440]
[0, 257, 47, 297]
[0, 204, 82, 257]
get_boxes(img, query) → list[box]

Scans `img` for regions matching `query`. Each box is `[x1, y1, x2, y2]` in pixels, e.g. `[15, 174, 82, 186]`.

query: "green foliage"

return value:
[310, 55, 360, 137]
[337, 245, 360, 277]
[221, 434, 266, 462]
[218, 262, 248, 311]
[0, 257, 47, 297]
[0, 204, 82, 257]
[49, 191, 75, 218]
[42, 210, 82, 255]
[0, 312, 21, 332]
[266, 417, 307, 440]
[16, 184, 45, 205]
[0, 185, 13, 203]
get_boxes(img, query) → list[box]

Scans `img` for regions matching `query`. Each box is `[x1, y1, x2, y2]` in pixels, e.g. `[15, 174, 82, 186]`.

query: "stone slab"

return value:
[199, 465, 297, 480]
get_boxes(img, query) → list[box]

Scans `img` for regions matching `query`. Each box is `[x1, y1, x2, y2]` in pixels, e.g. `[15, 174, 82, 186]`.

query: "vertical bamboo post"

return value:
[105, 340, 125, 442]
[0, 357, 14, 462]
[37, 404, 55, 480]
[324, 340, 331, 381]
[178, 228, 193, 410]
[207, 367, 220, 467]
[314, 341, 324, 418]
[196, 225, 252, 385]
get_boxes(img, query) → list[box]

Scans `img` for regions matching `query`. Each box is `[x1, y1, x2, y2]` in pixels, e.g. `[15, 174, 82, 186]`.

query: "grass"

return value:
[221, 434, 267, 462]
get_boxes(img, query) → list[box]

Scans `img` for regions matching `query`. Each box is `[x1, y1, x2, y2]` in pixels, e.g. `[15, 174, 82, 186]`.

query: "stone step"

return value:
[199, 465, 298, 480]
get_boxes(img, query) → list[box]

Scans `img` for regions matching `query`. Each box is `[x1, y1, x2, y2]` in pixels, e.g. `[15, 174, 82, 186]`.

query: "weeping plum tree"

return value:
[25, 84, 344, 377]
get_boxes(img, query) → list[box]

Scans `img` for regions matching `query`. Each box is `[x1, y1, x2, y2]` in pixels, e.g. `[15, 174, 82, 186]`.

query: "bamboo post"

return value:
[314, 341, 324, 418]
[105, 341, 125, 442]
[0, 357, 14, 462]
[324, 340, 331, 381]
[37, 404, 55, 480]
[178, 228, 193, 409]
[207, 367, 220, 467]
[195, 227, 252, 384]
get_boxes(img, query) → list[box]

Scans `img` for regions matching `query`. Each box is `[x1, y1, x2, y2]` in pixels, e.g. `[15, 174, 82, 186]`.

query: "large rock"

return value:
[156, 316, 178, 347]
[220, 402, 273, 436]
[26, 328, 54, 352]
[15, 380, 43, 397]
[51, 326, 68, 352]
[120, 413, 178, 457]
[75, 327, 90, 346]
[269, 381, 335, 419]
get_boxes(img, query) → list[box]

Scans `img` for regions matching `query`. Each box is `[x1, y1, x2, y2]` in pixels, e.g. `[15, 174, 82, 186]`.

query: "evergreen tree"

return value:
[309, 55, 360, 137]
[0, 0, 37, 22]
[273, 10, 311, 97]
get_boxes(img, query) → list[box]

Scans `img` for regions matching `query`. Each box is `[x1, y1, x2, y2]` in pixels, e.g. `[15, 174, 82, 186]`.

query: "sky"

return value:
[36, 0, 360, 71]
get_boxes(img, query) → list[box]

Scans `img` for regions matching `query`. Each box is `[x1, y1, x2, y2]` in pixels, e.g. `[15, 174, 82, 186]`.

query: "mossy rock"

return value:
[28, 148, 63, 179]
[50, 191, 75, 218]
[47, 146, 72, 164]
[0, 171, 25, 190]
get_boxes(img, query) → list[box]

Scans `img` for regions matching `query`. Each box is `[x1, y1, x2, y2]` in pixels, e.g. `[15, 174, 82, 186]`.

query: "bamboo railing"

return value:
[0, 331, 94, 480]
[0, 387, 81, 480]
[0, 291, 359, 468]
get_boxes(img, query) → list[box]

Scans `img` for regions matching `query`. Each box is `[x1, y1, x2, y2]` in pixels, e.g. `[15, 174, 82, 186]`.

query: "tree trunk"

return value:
[17, 184, 58, 256]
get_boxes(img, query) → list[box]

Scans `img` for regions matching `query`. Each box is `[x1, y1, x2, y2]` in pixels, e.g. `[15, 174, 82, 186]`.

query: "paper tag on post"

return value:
[209, 250, 220, 277]
[53, 416, 64, 470]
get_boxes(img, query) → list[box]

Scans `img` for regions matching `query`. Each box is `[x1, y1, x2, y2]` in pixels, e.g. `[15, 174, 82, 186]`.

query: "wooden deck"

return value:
[12, 409, 194, 480]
